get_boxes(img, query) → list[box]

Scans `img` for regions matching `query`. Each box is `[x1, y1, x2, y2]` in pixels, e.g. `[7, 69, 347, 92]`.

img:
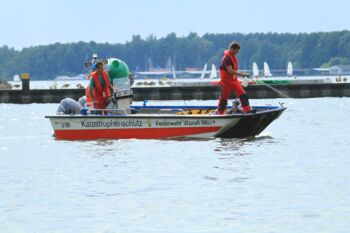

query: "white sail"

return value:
[200, 63, 208, 79]
[264, 62, 272, 77]
[253, 62, 259, 77]
[210, 64, 218, 79]
[287, 62, 293, 76]
[172, 65, 176, 79]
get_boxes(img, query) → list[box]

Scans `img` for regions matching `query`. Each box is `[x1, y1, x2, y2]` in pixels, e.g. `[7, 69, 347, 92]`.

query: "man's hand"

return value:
[109, 84, 115, 93]
[226, 66, 250, 78]
[240, 72, 250, 78]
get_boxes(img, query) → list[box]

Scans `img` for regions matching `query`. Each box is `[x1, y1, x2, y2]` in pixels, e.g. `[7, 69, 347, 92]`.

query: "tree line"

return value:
[1, 31, 350, 80]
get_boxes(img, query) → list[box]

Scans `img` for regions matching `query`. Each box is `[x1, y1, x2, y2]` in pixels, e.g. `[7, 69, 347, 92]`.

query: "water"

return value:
[1, 98, 350, 233]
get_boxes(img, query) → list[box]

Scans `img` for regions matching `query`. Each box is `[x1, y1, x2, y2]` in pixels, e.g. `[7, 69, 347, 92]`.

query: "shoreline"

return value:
[1, 83, 350, 104]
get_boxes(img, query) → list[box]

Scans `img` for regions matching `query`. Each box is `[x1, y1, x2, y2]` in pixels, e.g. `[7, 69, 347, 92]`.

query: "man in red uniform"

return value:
[217, 42, 253, 114]
[89, 62, 114, 110]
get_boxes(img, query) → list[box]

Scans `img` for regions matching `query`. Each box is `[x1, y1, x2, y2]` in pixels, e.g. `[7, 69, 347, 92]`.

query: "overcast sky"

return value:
[1, 0, 349, 49]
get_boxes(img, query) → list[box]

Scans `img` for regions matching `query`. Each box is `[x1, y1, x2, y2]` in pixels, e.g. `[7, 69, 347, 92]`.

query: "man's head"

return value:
[95, 62, 104, 73]
[229, 42, 240, 55]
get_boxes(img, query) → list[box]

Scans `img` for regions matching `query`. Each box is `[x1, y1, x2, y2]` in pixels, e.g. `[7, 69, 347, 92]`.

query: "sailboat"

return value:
[256, 62, 289, 84]
[256, 62, 293, 84]
[263, 62, 272, 77]
[209, 64, 218, 79]
[287, 62, 293, 77]
[200, 64, 208, 79]
[253, 63, 259, 78]
[254, 61, 337, 85]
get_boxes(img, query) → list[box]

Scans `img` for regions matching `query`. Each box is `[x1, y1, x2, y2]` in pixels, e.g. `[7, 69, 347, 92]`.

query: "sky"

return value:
[1, 0, 349, 49]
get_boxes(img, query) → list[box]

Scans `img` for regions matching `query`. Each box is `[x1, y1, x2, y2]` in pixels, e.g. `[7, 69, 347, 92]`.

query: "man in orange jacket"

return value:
[217, 42, 253, 114]
[88, 62, 114, 110]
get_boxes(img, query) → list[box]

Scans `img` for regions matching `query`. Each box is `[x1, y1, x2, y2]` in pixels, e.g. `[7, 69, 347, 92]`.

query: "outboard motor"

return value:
[78, 96, 87, 108]
[57, 98, 82, 115]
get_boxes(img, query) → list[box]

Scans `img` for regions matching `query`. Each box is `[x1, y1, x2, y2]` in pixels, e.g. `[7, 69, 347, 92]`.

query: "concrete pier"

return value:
[132, 83, 350, 101]
[1, 83, 350, 103]
[0, 89, 85, 104]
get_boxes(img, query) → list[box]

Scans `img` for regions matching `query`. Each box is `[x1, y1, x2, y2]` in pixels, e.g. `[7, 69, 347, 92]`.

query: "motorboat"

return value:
[46, 102, 286, 140]
[46, 56, 286, 140]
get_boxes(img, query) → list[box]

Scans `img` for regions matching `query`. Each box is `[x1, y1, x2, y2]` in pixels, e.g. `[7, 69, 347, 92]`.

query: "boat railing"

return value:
[89, 108, 185, 116]
[87, 108, 130, 116]
[136, 108, 185, 115]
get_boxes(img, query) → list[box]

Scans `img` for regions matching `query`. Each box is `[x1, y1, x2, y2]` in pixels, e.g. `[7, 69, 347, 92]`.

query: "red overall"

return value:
[91, 70, 111, 110]
[85, 85, 94, 108]
[217, 50, 251, 114]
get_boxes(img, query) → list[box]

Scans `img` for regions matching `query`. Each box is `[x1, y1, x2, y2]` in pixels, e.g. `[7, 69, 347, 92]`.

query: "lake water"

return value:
[0, 98, 350, 233]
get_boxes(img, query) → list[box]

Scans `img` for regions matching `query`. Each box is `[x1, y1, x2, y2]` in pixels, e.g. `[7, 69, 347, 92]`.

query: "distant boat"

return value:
[253, 63, 259, 77]
[255, 62, 350, 85]
[200, 64, 208, 79]
[287, 62, 293, 77]
[264, 62, 272, 77]
[210, 64, 217, 79]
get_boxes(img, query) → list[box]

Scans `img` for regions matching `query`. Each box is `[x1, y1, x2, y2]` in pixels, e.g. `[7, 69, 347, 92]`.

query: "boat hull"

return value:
[46, 107, 285, 140]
